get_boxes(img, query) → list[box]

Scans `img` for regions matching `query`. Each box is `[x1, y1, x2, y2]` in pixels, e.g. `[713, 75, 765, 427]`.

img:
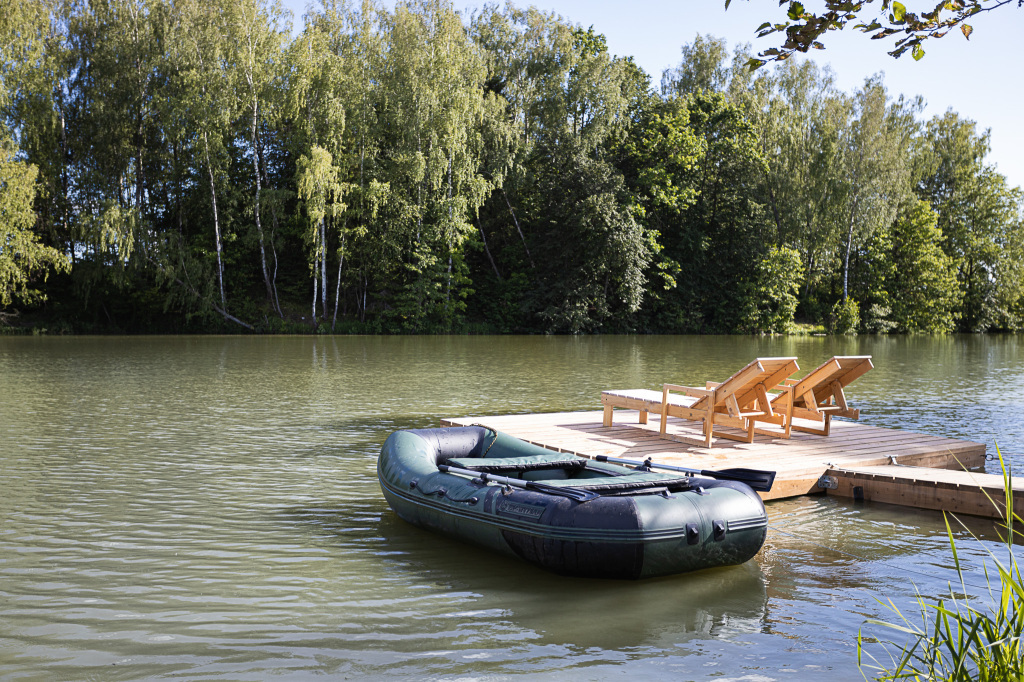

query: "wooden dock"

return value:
[440, 409, 1021, 519]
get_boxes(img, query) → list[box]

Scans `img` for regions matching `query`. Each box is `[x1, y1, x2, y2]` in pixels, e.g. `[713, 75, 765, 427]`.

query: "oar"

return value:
[592, 455, 776, 493]
[437, 464, 599, 503]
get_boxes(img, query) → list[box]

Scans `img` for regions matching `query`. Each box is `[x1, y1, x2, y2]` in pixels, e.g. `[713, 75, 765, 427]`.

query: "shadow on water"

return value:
[286, 501, 769, 653]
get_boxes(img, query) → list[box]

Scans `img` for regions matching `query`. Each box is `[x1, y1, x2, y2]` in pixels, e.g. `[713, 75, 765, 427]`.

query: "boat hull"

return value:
[378, 427, 768, 579]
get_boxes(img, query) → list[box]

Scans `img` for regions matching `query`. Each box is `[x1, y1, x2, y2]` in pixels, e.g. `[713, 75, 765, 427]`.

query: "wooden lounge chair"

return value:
[773, 355, 873, 436]
[601, 389, 698, 427]
[601, 357, 798, 448]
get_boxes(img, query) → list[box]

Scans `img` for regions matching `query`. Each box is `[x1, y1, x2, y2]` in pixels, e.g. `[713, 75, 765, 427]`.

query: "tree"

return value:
[835, 77, 917, 303]
[745, 58, 850, 317]
[660, 34, 731, 96]
[0, 138, 70, 308]
[224, 0, 289, 313]
[296, 145, 346, 328]
[738, 245, 803, 333]
[886, 199, 959, 332]
[0, 0, 70, 309]
[652, 91, 774, 332]
[736, 0, 1019, 66]
[915, 111, 1023, 331]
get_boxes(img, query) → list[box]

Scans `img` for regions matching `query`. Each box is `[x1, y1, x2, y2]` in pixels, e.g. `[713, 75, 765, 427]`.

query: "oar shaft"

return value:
[592, 455, 776, 492]
[593, 455, 699, 475]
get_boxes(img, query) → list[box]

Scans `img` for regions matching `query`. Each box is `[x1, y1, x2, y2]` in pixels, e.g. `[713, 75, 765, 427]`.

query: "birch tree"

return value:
[373, 0, 495, 330]
[224, 0, 289, 312]
[836, 77, 917, 302]
[296, 145, 347, 327]
[164, 0, 236, 318]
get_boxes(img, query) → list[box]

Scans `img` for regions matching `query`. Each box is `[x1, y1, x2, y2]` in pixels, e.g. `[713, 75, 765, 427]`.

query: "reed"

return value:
[857, 447, 1024, 681]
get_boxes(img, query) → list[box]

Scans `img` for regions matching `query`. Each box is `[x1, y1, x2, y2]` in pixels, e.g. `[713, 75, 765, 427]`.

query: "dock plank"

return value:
[441, 410, 990, 506]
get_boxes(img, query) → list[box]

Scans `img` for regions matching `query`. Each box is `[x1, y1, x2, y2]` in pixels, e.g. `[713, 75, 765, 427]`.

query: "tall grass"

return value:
[857, 448, 1024, 681]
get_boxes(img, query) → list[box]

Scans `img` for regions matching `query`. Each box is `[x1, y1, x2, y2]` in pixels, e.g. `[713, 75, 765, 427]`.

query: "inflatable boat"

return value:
[377, 426, 771, 579]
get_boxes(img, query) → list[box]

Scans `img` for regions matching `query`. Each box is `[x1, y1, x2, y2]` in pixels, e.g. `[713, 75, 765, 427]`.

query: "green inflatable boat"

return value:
[378, 426, 771, 580]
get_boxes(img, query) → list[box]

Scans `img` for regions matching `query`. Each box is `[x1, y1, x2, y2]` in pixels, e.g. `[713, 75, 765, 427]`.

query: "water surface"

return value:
[1, 335, 1022, 680]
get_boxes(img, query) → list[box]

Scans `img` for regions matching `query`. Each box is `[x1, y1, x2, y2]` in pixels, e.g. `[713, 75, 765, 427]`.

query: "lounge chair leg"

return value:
[639, 409, 648, 425]
[783, 389, 793, 438]
[602, 405, 613, 427]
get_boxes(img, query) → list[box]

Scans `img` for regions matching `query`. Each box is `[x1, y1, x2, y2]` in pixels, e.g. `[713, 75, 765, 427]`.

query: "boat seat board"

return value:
[444, 454, 586, 472]
[538, 471, 694, 491]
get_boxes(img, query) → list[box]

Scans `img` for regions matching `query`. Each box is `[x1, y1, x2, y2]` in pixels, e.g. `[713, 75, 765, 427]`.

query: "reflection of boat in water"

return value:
[377, 426, 769, 579]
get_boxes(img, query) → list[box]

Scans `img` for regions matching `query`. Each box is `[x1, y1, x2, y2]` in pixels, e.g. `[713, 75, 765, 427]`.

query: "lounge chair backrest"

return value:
[693, 356, 798, 411]
[791, 355, 873, 406]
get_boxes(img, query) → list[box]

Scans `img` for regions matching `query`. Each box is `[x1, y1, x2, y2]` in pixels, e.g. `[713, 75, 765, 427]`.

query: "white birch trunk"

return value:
[203, 132, 227, 313]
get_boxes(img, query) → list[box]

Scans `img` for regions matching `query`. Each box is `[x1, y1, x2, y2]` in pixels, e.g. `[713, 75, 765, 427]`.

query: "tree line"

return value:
[1, 0, 1021, 334]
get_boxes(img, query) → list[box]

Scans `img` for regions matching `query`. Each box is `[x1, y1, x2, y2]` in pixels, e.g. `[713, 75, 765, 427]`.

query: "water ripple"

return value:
[1, 335, 1021, 680]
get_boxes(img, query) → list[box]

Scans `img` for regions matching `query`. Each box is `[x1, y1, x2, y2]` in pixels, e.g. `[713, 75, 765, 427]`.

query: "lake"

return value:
[1, 334, 1022, 680]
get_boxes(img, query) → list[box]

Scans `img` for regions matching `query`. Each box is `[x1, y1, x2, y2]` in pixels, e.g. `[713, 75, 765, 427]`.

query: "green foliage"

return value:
[828, 297, 860, 334]
[858, 448, 1024, 680]
[1, 9, 1022, 335]
[739, 246, 803, 333]
[661, 34, 731, 96]
[915, 112, 1023, 332]
[0, 137, 70, 306]
[742, 0, 1015, 66]
[862, 304, 896, 334]
[887, 199, 960, 332]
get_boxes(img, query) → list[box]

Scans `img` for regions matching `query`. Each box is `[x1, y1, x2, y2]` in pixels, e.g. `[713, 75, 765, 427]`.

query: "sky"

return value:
[278, 0, 1023, 191]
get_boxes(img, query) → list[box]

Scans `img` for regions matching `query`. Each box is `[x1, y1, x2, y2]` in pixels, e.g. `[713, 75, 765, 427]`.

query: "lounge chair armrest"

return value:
[663, 383, 712, 399]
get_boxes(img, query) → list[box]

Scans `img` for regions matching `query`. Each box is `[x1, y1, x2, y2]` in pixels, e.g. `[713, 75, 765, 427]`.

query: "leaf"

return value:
[892, 1, 907, 21]
[912, 43, 925, 60]
[787, 1, 806, 20]
[961, 23, 973, 39]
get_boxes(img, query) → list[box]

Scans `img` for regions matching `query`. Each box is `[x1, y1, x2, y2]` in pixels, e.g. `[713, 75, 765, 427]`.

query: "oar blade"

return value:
[702, 467, 776, 493]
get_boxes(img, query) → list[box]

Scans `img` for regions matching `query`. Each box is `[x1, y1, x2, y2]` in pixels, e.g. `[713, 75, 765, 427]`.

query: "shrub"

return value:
[828, 298, 860, 335]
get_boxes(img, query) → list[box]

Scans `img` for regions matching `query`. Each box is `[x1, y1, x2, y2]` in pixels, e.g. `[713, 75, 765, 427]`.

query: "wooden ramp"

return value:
[440, 409, 1010, 517]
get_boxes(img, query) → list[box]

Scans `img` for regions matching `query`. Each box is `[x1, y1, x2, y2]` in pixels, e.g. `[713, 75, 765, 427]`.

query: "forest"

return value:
[1, 0, 1022, 334]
